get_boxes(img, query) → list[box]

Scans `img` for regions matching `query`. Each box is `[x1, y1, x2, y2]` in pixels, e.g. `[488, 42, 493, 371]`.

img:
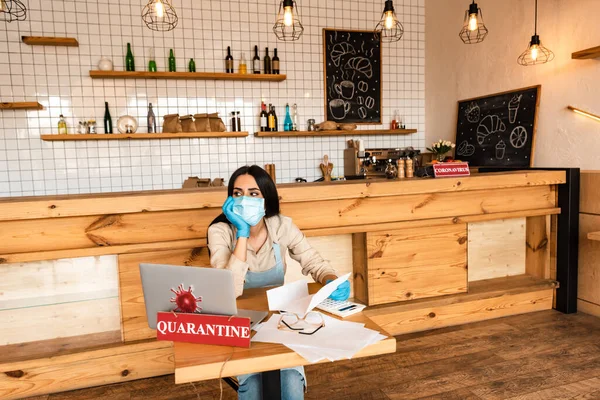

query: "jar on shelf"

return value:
[385, 159, 398, 179]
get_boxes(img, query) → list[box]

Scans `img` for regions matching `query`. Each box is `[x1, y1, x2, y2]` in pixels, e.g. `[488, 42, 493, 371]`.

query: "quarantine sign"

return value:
[156, 312, 251, 348]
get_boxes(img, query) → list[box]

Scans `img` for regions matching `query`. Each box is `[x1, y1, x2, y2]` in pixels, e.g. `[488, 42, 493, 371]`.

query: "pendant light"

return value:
[0, 0, 27, 22]
[142, 0, 178, 32]
[273, 0, 304, 41]
[459, 1, 488, 44]
[375, 0, 404, 42]
[518, 0, 554, 66]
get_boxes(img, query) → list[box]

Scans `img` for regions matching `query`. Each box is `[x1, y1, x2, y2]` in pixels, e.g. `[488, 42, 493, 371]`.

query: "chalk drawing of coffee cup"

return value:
[330, 99, 351, 120]
[334, 81, 355, 100]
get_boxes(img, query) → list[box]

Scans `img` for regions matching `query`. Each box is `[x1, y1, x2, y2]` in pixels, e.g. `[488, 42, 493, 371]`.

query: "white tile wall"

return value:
[0, 0, 425, 197]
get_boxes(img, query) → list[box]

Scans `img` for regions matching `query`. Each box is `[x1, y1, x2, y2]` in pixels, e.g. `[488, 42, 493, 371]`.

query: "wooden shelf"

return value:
[89, 70, 286, 82]
[255, 128, 417, 137]
[572, 46, 600, 59]
[22, 36, 79, 47]
[588, 231, 600, 241]
[41, 132, 248, 141]
[0, 101, 43, 110]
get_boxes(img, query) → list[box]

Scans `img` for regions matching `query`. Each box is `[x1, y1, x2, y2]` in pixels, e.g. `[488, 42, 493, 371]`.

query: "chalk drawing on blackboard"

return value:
[331, 42, 356, 67]
[510, 126, 528, 148]
[457, 141, 475, 157]
[345, 57, 373, 79]
[329, 99, 351, 120]
[477, 115, 506, 145]
[358, 81, 368, 92]
[357, 96, 364, 105]
[465, 102, 481, 123]
[365, 96, 375, 110]
[508, 94, 523, 123]
[358, 106, 367, 119]
[334, 81, 355, 99]
[495, 140, 506, 160]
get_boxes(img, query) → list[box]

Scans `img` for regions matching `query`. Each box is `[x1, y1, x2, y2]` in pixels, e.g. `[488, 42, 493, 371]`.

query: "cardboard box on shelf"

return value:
[182, 177, 225, 189]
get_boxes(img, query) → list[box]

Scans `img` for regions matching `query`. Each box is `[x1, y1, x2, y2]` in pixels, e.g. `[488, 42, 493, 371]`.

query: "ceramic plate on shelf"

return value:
[117, 115, 138, 134]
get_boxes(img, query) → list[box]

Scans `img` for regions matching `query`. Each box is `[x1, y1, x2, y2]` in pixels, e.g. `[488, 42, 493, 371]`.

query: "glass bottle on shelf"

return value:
[126, 43, 135, 71]
[147, 103, 157, 133]
[260, 101, 268, 132]
[264, 47, 272, 74]
[291, 103, 299, 131]
[58, 114, 67, 134]
[148, 48, 157, 72]
[236, 111, 241, 132]
[272, 48, 280, 74]
[225, 46, 234, 73]
[231, 111, 238, 132]
[283, 103, 293, 131]
[391, 109, 399, 130]
[168, 49, 176, 72]
[253, 45, 261, 74]
[104, 102, 113, 134]
[77, 121, 85, 134]
[239, 53, 247, 74]
[88, 119, 97, 134]
[188, 58, 196, 72]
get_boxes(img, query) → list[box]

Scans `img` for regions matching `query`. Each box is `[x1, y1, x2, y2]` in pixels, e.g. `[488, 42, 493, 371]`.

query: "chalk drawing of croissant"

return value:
[331, 42, 356, 67]
[344, 57, 373, 79]
[476, 115, 506, 145]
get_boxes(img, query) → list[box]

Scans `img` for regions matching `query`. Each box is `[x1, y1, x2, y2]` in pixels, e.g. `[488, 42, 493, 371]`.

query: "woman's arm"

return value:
[207, 223, 249, 297]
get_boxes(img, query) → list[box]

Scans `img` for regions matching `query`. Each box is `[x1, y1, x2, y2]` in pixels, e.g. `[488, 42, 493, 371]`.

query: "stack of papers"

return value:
[253, 275, 386, 363]
[252, 312, 386, 362]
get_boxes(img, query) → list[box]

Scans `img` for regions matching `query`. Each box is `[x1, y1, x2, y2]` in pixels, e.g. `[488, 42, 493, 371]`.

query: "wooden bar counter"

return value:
[0, 170, 566, 399]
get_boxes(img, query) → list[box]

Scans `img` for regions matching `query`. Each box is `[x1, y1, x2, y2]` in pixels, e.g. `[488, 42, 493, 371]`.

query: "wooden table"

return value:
[174, 284, 396, 398]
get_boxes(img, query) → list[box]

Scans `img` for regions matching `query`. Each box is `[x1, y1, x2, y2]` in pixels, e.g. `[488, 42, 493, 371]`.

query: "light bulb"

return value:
[384, 11, 395, 30]
[155, 0, 165, 19]
[530, 44, 539, 61]
[468, 13, 478, 31]
[283, 5, 293, 27]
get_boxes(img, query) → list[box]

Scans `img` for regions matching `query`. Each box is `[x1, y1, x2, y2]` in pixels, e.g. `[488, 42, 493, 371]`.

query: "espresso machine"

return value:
[344, 141, 421, 179]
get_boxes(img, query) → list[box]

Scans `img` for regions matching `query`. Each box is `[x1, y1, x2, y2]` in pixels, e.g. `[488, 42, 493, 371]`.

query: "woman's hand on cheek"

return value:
[327, 279, 351, 301]
[222, 196, 251, 239]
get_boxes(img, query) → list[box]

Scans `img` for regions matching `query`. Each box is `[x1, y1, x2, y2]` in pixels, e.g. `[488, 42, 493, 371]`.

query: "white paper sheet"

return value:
[251, 312, 381, 354]
[286, 333, 387, 363]
[266, 273, 351, 316]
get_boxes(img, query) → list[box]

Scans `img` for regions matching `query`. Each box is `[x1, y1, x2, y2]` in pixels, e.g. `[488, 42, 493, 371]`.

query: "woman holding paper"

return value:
[208, 165, 350, 400]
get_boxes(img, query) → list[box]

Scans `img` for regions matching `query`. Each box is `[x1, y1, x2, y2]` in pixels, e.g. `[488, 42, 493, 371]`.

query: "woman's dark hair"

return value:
[208, 165, 280, 228]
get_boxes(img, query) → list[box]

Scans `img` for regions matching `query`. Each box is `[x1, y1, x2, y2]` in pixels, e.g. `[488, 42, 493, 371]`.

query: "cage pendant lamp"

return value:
[142, 0, 178, 32]
[459, 1, 488, 44]
[0, 0, 27, 22]
[273, 0, 304, 41]
[518, 0, 554, 66]
[375, 0, 404, 42]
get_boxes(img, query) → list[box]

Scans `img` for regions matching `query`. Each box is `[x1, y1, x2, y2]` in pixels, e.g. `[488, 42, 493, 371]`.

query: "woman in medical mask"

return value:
[208, 165, 349, 400]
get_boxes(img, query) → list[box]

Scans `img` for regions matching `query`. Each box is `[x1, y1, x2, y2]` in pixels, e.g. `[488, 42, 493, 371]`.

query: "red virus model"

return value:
[170, 284, 202, 313]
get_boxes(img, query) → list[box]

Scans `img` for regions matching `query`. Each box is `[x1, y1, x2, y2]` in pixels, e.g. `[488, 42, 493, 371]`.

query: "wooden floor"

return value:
[27, 310, 600, 400]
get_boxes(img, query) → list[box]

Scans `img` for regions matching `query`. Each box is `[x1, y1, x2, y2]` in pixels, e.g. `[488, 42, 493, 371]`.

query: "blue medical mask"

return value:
[232, 196, 266, 226]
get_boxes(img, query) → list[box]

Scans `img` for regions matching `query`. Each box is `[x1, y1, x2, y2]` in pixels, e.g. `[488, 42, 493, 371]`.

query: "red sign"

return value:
[156, 312, 251, 348]
[433, 162, 470, 178]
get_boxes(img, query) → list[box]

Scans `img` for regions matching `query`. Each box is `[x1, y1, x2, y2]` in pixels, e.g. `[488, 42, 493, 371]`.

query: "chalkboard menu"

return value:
[455, 86, 540, 167]
[323, 29, 382, 124]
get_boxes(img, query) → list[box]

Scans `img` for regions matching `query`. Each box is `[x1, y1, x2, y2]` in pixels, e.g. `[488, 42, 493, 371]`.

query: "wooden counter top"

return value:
[0, 170, 566, 222]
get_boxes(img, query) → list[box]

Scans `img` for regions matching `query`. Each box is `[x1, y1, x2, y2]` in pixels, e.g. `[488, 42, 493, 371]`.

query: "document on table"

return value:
[266, 273, 351, 316]
[251, 311, 385, 362]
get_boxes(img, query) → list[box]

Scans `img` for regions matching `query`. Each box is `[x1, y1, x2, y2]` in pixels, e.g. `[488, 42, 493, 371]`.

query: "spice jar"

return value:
[405, 156, 414, 178]
[385, 159, 398, 179]
[88, 120, 97, 134]
[398, 157, 406, 179]
[307, 119, 316, 131]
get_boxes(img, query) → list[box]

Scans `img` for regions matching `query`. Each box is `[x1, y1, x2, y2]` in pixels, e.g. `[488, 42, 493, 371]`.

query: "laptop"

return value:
[139, 263, 268, 330]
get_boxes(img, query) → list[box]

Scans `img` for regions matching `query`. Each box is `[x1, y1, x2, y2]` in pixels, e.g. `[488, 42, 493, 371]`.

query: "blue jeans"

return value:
[237, 369, 305, 400]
